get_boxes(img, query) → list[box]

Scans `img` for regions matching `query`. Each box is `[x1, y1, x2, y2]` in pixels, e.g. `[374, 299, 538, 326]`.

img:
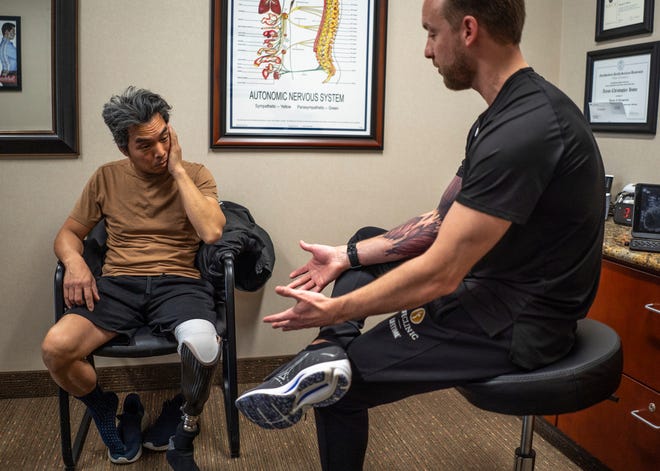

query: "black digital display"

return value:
[632, 183, 660, 239]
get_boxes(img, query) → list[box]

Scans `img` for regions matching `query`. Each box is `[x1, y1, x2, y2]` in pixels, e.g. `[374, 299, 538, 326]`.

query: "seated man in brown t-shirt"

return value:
[41, 86, 226, 471]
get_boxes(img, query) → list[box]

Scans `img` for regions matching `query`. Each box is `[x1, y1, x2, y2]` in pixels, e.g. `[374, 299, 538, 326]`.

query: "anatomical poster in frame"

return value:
[211, 0, 388, 149]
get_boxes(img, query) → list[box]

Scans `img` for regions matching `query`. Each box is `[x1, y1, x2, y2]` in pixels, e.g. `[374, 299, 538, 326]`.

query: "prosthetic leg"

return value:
[167, 320, 220, 471]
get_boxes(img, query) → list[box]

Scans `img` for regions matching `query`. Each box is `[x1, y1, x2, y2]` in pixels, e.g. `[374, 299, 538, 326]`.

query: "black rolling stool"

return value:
[457, 318, 622, 471]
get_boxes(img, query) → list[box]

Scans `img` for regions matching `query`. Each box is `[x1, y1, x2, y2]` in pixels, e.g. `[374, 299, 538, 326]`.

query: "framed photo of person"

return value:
[210, 0, 388, 150]
[0, 1, 78, 156]
[584, 41, 660, 134]
[0, 15, 21, 91]
[595, 0, 654, 41]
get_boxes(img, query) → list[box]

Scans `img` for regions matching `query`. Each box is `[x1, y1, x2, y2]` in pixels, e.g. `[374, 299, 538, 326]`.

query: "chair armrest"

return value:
[207, 251, 236, 338]
[54, 261, 66, 323]
[221, 251, 235, 296]
[222, 252, 236, 334]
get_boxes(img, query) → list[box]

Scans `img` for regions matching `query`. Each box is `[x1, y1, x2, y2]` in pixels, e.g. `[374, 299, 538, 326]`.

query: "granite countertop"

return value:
[603, 219, 660, 275]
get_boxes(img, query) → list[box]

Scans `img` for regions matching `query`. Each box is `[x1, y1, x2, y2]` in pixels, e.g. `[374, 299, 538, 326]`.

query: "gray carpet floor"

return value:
[0, 385, 586, 470]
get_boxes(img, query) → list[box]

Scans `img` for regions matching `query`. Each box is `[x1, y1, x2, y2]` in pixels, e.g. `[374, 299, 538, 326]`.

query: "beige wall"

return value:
[0, 0, 652, 373]
[560, 1, 660, 196]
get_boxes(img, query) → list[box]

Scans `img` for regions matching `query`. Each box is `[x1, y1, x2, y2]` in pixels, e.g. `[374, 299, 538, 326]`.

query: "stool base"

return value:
[514, 448, 536, 471]
[514, 415, 536, 471]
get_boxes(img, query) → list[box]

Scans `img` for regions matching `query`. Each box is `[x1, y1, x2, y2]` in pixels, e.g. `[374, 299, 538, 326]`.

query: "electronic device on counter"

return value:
[613, 183, 635, 226]
[604, 174, 614, 220]
[630, 183, 660, 253]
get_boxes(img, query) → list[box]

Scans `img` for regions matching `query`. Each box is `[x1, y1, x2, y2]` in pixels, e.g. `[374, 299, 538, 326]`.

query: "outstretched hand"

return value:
[287, 240, 347, 292]
[264, 285, 340, 331]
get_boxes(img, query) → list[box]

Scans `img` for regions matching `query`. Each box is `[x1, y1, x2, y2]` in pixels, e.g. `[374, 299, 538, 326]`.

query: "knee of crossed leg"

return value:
[41, 329, 79, 374]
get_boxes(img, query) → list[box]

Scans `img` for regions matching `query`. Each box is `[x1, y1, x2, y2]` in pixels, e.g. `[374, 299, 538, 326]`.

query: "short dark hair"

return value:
[442, 0, 526, 45]
[101, 86, 172, 149]
[2, 23, 15, 35]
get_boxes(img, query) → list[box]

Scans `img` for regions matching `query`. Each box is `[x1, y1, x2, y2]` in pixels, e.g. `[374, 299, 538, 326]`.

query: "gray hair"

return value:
[101, 86, 172, 149]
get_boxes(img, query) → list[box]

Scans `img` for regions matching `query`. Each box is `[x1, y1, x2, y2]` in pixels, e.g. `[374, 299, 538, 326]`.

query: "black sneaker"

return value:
[110, 393, 147, 464]
[143, 393, 184, 451]
[236, 344, 351, 429]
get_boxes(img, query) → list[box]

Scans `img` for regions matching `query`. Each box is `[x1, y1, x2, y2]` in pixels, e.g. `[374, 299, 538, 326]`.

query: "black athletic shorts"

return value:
[66, 275, 216, 341]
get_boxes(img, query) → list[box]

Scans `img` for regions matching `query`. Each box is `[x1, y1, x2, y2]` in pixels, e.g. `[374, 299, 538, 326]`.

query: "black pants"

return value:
[314, 227, 522, 471]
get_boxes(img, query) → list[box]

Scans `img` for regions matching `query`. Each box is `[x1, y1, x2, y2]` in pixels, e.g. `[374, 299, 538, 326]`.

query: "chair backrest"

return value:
[82, 219, 108, 277]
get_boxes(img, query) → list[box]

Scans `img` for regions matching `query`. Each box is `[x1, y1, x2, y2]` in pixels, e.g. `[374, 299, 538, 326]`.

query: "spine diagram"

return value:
[254, 0, 341, 83]
[314, 0, 340, 82]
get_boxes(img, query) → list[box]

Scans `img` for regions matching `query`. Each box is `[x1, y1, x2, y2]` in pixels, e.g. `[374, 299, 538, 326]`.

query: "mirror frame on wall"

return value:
[0, 0, 78, 157]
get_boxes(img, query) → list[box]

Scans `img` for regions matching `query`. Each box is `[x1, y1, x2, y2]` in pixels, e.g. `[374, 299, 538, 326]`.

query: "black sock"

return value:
[77, 385, 124, 454]
[166, 422, 200, 471]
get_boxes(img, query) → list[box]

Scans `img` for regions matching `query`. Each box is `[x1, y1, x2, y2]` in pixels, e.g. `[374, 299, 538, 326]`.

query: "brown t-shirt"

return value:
[69, 159, 218, 278]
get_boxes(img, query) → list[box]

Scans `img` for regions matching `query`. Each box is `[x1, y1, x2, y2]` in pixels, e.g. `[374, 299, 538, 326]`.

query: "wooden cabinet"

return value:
[586, 260, 659, 390]
[555, 259, 659, 471]
[557, 375, 658, 470]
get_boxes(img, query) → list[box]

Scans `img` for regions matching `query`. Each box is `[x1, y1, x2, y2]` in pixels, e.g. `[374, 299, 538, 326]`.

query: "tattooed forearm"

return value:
[379, 175, 462, 260]
[438, 174, 462, 220]
[383, 211, 442, 258]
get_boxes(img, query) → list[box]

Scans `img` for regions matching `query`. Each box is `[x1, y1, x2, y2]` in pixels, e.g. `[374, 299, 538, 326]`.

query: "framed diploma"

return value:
[596, 0, 654, 41]
[584, 42, 660, 134]
[210, 0, 388, 150]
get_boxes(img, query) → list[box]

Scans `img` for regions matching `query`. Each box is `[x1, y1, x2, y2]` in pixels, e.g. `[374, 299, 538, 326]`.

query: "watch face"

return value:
[613, 202, 634, 225]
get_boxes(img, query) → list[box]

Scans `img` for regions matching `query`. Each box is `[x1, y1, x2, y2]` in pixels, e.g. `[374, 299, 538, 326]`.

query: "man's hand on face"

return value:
[167, 124, 185, 176]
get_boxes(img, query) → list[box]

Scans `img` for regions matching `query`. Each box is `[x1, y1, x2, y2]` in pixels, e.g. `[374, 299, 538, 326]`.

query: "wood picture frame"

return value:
[210, 0, 388, 150]
[0, 0, 78, 156]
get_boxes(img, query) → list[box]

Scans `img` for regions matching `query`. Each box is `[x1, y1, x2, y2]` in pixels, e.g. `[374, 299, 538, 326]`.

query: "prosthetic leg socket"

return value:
[179, 341, 219, 430]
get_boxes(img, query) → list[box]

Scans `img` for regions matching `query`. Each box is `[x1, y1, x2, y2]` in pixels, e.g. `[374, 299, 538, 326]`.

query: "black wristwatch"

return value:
[347, 242, 361, 269]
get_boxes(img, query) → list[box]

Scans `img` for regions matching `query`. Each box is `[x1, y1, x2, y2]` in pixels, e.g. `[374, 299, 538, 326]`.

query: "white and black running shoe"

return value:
[236, 344, 351, 429]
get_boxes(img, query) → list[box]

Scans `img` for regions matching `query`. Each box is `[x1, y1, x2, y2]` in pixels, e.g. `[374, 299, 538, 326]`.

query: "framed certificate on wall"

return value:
[595, 0, 654, 41]
[584, 42, 660, 134]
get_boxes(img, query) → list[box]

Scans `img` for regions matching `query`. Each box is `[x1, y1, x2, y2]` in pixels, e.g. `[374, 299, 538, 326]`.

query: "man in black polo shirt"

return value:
[236, 1, 605, 470]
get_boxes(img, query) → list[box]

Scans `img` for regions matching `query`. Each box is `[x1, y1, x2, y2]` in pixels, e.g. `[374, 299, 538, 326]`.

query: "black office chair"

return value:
[53, 220, 240, 470]
[457, 318, 622, 471]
